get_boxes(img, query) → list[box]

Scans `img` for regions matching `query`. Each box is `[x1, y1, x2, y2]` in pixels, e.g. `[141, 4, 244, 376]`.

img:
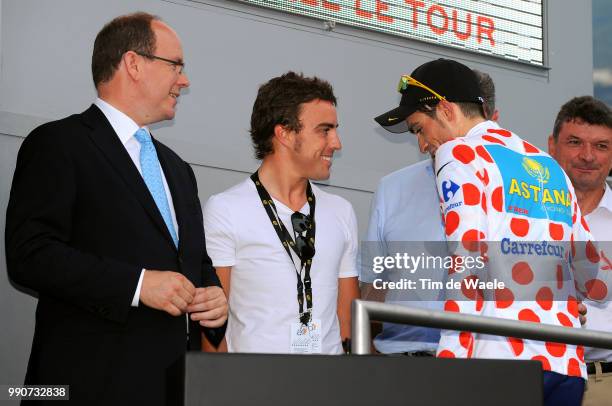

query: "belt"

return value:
[586, 361, 612, 375]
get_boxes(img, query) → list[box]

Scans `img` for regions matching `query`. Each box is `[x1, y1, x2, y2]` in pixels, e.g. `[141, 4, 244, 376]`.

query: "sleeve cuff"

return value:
[131, 268, 145, 307]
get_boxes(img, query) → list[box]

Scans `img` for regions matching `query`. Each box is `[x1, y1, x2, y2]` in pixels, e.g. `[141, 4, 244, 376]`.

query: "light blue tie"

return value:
[134, 128, 179, 248]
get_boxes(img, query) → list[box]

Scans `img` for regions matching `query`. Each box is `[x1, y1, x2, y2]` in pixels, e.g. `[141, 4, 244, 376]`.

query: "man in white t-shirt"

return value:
[203, 72, 360, 354]
[548, 96, 612, 406]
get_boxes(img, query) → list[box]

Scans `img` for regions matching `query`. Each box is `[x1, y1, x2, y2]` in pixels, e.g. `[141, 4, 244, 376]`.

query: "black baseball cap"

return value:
[374, 58, 484, 133]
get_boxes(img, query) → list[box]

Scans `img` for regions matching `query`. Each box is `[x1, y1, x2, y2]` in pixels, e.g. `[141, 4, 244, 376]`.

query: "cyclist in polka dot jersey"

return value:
[375, 58, 612, 406]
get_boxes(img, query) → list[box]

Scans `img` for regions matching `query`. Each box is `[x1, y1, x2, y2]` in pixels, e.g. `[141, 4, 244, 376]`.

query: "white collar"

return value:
[594, 183, 612, 214]
[465, 120, 499, 139]
[94, 98, 149, 145]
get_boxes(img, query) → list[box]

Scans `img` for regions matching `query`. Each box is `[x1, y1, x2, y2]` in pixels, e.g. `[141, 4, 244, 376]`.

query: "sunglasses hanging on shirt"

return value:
[251, 171, 316, 325]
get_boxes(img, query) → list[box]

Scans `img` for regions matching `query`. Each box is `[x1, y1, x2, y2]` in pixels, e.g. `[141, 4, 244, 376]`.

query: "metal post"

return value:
[351, 300, 371, 354]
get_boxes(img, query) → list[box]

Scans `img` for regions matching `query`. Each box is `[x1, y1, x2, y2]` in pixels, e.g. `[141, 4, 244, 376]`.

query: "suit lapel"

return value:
[80, 105, 177, 250]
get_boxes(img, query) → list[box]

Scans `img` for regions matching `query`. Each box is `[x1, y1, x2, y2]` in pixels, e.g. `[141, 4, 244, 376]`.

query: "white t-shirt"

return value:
[203, 178, 358, 354]
[584, 183, 612, 362]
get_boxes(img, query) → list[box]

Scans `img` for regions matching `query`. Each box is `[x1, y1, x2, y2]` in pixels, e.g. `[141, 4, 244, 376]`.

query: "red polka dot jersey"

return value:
[434, 121, 610, 379]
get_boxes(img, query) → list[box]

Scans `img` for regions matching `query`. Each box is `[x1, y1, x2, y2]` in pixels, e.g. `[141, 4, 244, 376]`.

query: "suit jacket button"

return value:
[178, 255, 184, 264]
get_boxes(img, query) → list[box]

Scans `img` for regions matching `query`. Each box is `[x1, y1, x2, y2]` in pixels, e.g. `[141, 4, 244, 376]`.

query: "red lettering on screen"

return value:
[322, 0, 340, 11]
[452, 9, 471, 41]
[427, 4, 448, 35]
[477, 16, 495, 47]
[283, 0, 497, 51]
[404, 0, 425, 29]
[376, 0, 393, 23]
[355, 0, 373, 19]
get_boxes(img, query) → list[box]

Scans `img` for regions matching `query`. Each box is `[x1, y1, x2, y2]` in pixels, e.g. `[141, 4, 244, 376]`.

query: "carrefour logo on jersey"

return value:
[485, 145, 572, 227]
[441, 179, 460, 202]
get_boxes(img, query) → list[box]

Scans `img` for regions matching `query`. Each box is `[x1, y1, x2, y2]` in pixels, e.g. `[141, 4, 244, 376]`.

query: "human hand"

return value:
[187, 286, 228, 328]
[140, 270, 195, 316]
[578, 301, 587, 326]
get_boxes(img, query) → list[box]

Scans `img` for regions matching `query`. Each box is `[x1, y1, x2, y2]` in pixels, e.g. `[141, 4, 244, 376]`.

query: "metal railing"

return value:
[351, 299, 612, 355]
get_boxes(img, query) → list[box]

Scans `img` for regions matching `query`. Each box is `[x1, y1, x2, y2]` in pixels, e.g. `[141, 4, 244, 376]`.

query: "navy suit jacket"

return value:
[6, 105, 224, 405]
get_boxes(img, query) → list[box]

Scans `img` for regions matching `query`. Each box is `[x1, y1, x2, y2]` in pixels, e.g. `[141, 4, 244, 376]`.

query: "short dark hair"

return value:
[473, 69, 496, 120]
[552, 96, 612, 140]
[92, 12, 160, 87]
[456, 102, 486, 119]
[249, 72, 337, 160]
[417, 101, 483, 120]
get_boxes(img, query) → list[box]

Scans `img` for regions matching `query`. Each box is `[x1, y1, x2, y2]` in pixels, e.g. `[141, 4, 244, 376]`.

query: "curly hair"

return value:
[249, 72, 337, 159]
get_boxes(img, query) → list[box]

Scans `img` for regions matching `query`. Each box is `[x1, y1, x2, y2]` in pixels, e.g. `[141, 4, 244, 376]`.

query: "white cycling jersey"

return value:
[434, 120, 611, 379]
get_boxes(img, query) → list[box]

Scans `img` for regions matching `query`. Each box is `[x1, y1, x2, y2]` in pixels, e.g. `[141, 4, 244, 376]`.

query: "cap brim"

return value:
[374, 104, 415, 134]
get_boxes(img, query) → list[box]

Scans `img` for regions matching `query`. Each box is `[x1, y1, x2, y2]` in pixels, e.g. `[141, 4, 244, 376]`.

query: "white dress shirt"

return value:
[584, 183, 612, 362]
[94, 98, 179, 306]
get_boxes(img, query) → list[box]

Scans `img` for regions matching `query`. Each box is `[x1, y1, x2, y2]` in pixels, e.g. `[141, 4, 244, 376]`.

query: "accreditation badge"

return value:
[290, 318, 322, 354]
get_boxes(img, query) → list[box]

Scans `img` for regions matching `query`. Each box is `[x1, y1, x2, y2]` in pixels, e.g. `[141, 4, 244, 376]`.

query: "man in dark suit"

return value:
[5, 12, 227, 405]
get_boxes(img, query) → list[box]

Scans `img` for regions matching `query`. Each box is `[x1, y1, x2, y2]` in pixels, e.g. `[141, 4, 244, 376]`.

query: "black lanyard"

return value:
[251, 171, 316, 325]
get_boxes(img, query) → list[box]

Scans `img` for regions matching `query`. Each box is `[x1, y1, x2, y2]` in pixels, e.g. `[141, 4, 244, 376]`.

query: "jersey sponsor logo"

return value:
[501, 238, 566, 259]
[444, 201, 463, 214]
[441, 179, 460, 202]
[522, 157, 550, 184]
[485, 145, 572, 226]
